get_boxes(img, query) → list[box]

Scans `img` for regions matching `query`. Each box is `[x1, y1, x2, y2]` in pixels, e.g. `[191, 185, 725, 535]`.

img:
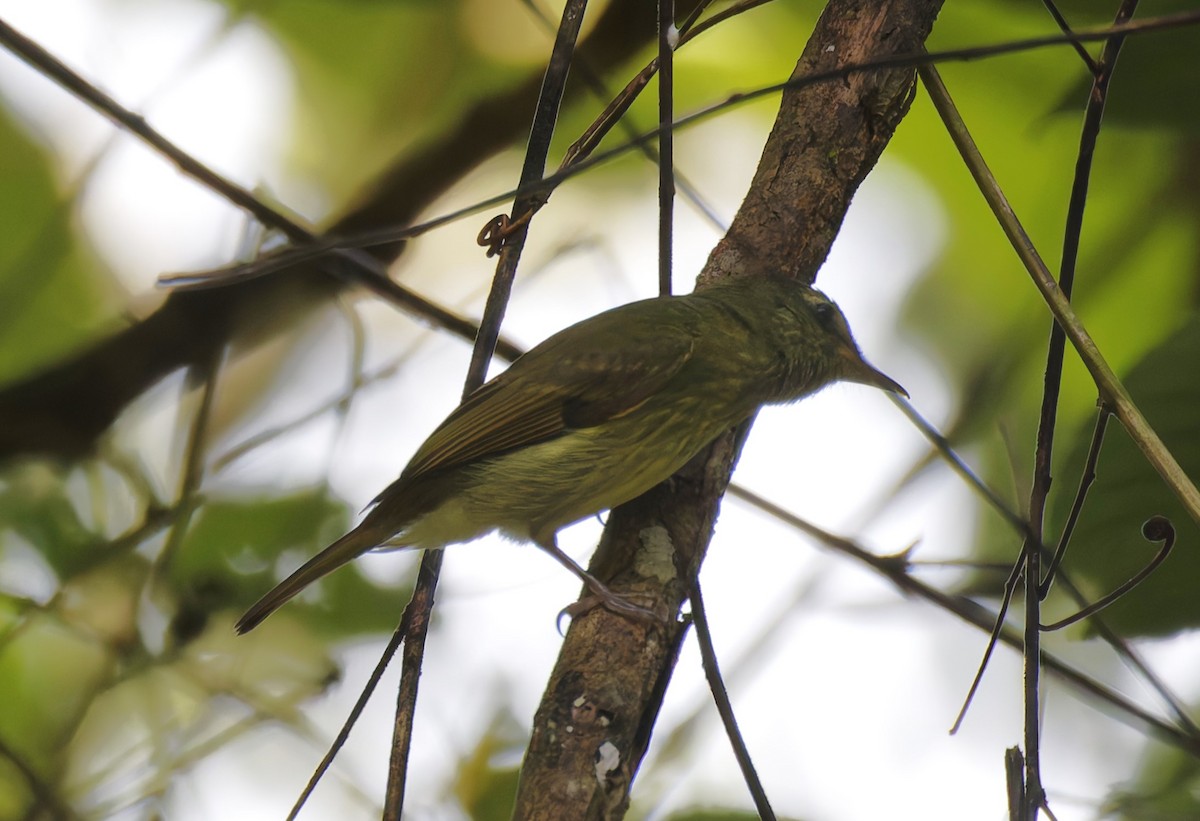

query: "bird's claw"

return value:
[555, 591, 666, 634]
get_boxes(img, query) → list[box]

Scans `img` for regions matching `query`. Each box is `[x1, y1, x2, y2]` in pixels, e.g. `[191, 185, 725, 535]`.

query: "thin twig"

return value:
[884, 398, 1198, 740]
[688, 577, 776, 820]
[1036, 0, 1138, 585]
[154, 352, 221, 575]
[658, 0, 675, 296]
[1040, 405, 1111, 596]
[924, 6, 1142, 809]
[1031, 2, 1136, 810]
[521, 0, 728, 232]
[1006, 746, 1026, 821]
[559, 0, 772, 172]
[1039, 0, 1099, 72]
[889, 394, 1031, 537]
[1041, 517, 1174, 632]
[383, 2, 589, 816]
[1020, 534, 1045, 819]
[949, 557, 1024, 736]
[289, 610, 409, 820]
[849, 393, 1195, 741]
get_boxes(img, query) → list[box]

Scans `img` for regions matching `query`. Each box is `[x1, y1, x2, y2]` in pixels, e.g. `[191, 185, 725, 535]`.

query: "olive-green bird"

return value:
[235, 276, 905, 633]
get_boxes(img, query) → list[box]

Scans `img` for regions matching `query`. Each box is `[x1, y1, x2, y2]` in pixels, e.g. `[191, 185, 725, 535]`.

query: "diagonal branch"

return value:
[919, 62, 1200, 532]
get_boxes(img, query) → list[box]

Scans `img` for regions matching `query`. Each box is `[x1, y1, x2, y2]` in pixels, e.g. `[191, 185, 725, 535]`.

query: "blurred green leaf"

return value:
[0, 109, 120, 385]
[454, 714, 524, 821]
[0, 463, 92, 583]
[1103, 734, 1200, 820]
[0, 756, 33, 820]
[0, 615, 111, 775]
[173, 488, 411, 637]
[217, 0, 526, 208]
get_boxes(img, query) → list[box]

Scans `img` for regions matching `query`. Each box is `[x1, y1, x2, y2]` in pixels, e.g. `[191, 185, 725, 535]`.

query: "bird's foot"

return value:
[556, 589, 665, 634]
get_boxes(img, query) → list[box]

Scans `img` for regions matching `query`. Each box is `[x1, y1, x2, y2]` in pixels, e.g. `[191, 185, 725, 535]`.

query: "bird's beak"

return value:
[840, 347, 908, 398]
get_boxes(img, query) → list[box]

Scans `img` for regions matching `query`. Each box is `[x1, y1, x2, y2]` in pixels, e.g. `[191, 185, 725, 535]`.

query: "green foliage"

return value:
[1103, 735, 1200, 820]
[0, 614, 111, 774]
[0, 109, 120, 385]
[172, 489, 411, 638]
[452, 713, 525, 820]
[0, 463, 95, 579]
[0, 471, 364, 817]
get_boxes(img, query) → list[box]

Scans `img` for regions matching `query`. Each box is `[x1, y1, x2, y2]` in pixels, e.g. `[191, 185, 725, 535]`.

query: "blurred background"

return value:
[1, 1, 1199, 818]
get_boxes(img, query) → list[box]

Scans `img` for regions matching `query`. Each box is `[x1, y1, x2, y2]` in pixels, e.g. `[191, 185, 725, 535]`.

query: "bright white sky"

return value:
[0, 1, 1180, 819]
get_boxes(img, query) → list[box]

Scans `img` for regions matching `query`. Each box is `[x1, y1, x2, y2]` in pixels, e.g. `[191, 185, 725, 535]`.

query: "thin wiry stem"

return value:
[919, 47, 1200, 533]
[950, 557, 1025, 736]
[1025, 1, 1136, 811]
[923, 3, 1143, 810]
[1041, 406, 1111, 596]
[688, 577, 776, 819]
[290, 609, 409, 820]
[1039, 0, 1099, 72]
[383, 1, 588, 816]
[1042, 517, 1174, 632]
[154, 352, 221, 576]
[658, 0, 676, 296]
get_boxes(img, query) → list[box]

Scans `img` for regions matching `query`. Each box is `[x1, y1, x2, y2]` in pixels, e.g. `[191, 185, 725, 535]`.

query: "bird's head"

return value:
[742, 277, 907, 401]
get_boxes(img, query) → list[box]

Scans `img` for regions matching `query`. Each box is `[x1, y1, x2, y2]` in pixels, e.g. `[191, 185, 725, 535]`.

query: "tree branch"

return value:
[513, 2, 943, 817]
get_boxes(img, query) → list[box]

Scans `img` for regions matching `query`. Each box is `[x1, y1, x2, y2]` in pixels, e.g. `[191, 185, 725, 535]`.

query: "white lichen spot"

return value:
[824, 44, 835, 53]
[595, 741, 620, 784]
[573, 695, 588, 708]
[634, 525, 676, 581]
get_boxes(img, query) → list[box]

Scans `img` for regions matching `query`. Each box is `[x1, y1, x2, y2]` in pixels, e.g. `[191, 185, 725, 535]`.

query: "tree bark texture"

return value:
[513, 1, 943, 818]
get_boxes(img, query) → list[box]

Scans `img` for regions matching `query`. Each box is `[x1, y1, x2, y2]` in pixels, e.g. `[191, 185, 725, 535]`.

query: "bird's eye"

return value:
[813, 302, 835, 327]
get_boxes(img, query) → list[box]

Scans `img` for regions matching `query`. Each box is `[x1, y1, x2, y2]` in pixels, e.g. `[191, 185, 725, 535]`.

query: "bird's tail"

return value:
[235, 520, 395, 634]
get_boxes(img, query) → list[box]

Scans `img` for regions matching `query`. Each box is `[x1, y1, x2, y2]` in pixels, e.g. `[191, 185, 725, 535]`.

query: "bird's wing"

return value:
[398, 301, 698, 481]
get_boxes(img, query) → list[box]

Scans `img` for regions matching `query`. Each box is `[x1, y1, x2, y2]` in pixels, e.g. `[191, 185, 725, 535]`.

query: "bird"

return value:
[235, 275, 905, 633]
